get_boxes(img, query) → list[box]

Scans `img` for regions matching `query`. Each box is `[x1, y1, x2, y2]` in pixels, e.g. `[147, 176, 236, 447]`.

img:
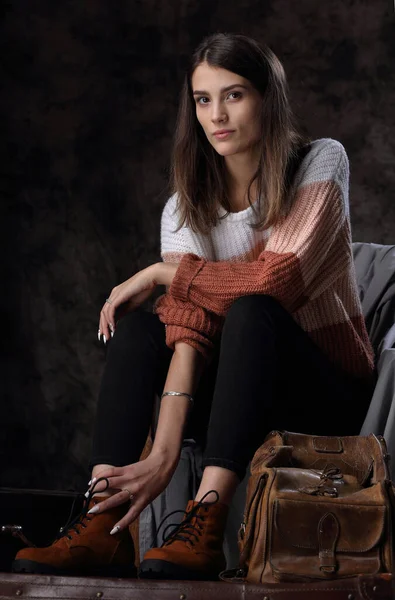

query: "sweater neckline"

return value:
[217, 198, 260, 222]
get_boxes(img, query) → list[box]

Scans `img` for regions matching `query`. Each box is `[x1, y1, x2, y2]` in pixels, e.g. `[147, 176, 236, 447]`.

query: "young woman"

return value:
[13, 32, 375, 581]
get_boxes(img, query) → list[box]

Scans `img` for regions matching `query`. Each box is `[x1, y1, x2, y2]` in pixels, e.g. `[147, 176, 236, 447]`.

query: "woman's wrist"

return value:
[153, 262, 179, 287]
[150, 443, 181, 475]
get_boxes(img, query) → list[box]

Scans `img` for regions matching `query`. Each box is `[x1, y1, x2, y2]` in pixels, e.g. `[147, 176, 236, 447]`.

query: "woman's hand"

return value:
[87, 452, 177, 532]
[99, 263, 179, 343]
[99, 265, 157, 343]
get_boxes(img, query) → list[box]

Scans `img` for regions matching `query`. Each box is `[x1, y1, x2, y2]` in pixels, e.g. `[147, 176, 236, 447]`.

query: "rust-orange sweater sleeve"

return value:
[153, 293, 224, 358]
[154, 194, 224, 357]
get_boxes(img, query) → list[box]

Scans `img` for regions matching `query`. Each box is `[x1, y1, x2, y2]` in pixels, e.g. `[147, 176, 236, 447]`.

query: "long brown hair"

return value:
[170, 32, 310, 234]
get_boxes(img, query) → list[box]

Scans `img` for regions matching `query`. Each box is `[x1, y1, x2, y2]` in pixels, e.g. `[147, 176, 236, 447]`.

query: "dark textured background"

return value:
[1, 0, 394, 492]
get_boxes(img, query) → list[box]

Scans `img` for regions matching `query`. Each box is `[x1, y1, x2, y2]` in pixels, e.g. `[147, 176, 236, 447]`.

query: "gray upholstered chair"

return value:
[354, 243, 395, 465]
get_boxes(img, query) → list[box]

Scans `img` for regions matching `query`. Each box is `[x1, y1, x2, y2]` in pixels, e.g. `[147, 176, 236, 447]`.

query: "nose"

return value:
[210, 100, 228, 125]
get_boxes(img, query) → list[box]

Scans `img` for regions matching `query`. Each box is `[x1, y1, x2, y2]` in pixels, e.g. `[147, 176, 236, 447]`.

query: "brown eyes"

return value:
[195, 91, 242, 105]
[196, 97, 209, 105]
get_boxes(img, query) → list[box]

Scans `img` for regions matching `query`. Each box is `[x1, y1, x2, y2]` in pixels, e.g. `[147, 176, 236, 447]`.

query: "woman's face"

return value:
[191, 61, 262, 158]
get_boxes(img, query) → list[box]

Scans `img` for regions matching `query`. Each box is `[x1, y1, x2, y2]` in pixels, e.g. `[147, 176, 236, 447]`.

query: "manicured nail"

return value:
[88, 506, 99, 515]
[90, 477, 97, 486]
[103, 336, 107, 345]
[84, 491, 90, 498]
[110, 525, 120, 535]
[109, 323, 114, 332]
[97, 330, 101, 342]
[111, 331, 114, 338]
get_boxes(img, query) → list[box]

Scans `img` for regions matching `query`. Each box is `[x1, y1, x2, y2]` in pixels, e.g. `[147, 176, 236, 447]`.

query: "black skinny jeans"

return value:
[90, 295, 373, 482]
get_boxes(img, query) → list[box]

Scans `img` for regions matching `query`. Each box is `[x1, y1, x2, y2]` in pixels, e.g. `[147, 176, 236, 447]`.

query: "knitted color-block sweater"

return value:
[154, 138, 375, 380]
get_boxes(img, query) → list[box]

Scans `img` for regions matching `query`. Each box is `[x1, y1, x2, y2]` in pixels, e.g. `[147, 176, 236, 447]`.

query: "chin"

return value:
[212, 144, 240, 157]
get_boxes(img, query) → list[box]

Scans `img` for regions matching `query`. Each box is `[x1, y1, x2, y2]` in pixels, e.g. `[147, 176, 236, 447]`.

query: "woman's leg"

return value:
[13, 309, 172, 577]
[90, 308, 172, 472]
[140, 294, 374, 580]
[198, 294, 373, 499]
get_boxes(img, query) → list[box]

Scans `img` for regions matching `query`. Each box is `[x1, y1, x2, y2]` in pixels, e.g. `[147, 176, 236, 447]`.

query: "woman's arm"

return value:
[165, 140, 351, 316]
[150, 341, 205, 468]
[89, 341, 205, 532]
[152, 192, 224, 357]
[153, 292, 224, 359]
[99, 190, 223, 353]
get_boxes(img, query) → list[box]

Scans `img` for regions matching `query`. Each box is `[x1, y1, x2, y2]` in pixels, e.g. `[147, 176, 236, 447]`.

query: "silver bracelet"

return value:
[161, 391, 194, 406]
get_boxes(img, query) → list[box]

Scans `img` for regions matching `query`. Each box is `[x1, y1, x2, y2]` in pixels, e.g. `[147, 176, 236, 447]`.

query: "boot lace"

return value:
[153, 490, 219, 548]
[56, 477, 110, 541]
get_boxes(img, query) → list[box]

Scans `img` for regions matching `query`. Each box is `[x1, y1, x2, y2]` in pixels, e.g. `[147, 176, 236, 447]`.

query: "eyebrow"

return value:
[192, 84, 248, 96]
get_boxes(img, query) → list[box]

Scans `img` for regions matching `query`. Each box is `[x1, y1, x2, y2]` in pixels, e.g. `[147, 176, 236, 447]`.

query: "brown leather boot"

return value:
[12, 493, 136, 578]
[139, 491, 228, 581]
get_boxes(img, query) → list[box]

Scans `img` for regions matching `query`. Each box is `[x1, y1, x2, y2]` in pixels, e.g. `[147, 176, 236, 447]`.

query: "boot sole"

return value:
[12, 559, 137, 579]
[139, 559, 219, 581]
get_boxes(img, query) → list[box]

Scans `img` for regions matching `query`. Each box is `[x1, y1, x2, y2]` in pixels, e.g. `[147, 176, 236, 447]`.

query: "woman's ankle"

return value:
[194, 466, 239, 506]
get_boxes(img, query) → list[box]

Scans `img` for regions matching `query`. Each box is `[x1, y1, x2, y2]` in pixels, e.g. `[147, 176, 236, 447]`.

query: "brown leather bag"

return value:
[233, 430, 395, 584]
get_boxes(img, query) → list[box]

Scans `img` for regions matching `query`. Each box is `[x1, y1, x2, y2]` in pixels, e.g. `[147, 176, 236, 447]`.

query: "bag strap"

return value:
[370, 434, 391, 483]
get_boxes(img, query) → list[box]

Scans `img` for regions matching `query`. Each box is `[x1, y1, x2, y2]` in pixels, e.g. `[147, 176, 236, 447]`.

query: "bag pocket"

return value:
[269, 497, 386, 581]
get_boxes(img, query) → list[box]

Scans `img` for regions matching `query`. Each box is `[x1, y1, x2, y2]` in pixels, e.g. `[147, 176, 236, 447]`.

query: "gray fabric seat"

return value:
[139, 242, 395, 568]
[355, 243, 395, 467]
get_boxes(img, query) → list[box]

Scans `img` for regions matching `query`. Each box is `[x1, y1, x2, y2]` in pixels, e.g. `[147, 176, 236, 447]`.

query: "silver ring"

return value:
[105, 298, 113, 305]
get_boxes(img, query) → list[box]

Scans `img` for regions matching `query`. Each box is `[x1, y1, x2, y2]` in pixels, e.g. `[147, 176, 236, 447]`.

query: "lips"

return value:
[213, 130, 234, 139]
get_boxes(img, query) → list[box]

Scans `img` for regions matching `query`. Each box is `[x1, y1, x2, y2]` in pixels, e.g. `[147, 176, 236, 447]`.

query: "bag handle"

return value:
[260, 430, 390, 484]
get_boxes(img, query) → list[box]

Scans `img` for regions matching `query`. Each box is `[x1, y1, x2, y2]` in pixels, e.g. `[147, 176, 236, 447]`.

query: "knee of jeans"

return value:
[226, 294, 282, 325]
[113, 310, 159, 342]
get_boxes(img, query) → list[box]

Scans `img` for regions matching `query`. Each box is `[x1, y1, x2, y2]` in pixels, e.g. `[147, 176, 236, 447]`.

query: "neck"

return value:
[224, 148, 260, 211]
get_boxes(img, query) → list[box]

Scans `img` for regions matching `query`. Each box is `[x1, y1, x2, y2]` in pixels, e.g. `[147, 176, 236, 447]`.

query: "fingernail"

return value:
[97, 330, 101, 342]
[111, 331, 114, 338]
[110, 525, 120, 535]
[88, 506, 99, 515]
[109, 323, 114, 332]
[103, 336, 107, 345]
[84, 491, 90, 498]
[91, 477, 97, 486]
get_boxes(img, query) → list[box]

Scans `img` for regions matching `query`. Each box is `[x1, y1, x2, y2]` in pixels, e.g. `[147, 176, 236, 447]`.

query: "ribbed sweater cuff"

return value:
[165, 325, 213, 359]
[169, 253, 205, 302]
